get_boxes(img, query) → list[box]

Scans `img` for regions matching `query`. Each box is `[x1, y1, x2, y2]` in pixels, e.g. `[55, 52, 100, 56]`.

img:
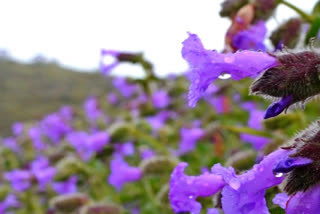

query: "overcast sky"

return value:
[0, 0, 315, 77]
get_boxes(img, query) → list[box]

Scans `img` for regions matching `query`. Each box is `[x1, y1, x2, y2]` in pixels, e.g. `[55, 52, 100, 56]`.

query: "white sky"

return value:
[0, 0, 315, 77]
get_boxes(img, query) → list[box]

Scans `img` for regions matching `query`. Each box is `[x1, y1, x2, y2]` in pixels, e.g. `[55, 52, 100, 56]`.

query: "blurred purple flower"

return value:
[30, 157, 56, 191]
[53, 176, 77, 195]
[240, 109, 270, 150]
[232, 21, 267, 51]
[83, 96, 104, 124]
[59, 105, 74, 121]
[152, 90, 170, 109]
[107, 92, 119, 105]
[140, 148, 155, 160]
[4, 170, 32, 192]
[0, 194, 20, 213]
[67, 131, 109, 161]
[29, 126, 47, 151]
[12, 122, 23, 136]
[108, 155, 142, 191]
[3, 137, 20, 153]
[176, 127, 205, 155]
[100, 49, 120, 75]
[115, 142, 135, 156]
[182, 33, 278, 107]
[41, 113, 72, 144]
[146, 111, 170, 131]
[169, 162, 225, 214]
[207, 208, 220, 214]
[113, 77, 138, 98]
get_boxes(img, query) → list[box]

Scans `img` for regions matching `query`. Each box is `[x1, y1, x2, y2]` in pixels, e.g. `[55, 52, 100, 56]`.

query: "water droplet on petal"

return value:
[219, 73, 232, 79]
[189, 195, 194, 199]
[101, 55, 116, 65]
[274, 172, 284, 178]
[229, 179, 241, 190]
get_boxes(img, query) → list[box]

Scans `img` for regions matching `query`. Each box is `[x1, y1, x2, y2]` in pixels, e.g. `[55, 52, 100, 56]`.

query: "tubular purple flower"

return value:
[232, 20, 267, 51]
[273, 155, 312, 174]
[182, 33, 278, 107]
[272, 193, 289, 209]
[108, 155, 142, 191]
[176, 127, 205, 155]
[169, 162, 225, 214]
[152, 90, 171, 109]
[286, 183, 320, 214]
[212, 149, 290, 214]
[113, 77, 138, 98]
[4, 170, 32, 192]
[53, 176, 78, 195]
[100, 49, 120, 75]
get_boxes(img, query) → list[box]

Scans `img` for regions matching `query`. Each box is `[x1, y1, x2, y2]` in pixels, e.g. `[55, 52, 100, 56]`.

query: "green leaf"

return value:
[304, 15, 320, 45]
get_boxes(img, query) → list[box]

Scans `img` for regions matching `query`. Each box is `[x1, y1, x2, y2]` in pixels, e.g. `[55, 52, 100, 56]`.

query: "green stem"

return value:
[221, 125, 272, 138]
[143, 179, 160, 210]
[280, 0, 314, 23]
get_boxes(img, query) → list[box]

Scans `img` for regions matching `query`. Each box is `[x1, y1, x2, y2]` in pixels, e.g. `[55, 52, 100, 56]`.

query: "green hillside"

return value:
[0, 58, 109, 135]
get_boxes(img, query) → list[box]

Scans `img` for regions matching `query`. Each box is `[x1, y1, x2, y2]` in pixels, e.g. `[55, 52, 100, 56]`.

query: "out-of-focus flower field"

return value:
[2, 0, 320, 213]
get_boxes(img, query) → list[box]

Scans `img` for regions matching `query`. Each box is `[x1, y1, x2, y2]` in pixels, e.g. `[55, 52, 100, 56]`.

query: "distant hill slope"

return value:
[0, 59, 109, 135]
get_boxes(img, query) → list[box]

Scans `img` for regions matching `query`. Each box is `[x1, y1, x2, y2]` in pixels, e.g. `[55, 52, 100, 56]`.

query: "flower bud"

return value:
[253, 0, 278, 21]
[270, 18, 302, 49]
[220, 0, 249, 17]
[274, 121, 320, 194]
[251, 50, 320, 118]
[49, 193, 89, 213]
[139, 156, 178, 175]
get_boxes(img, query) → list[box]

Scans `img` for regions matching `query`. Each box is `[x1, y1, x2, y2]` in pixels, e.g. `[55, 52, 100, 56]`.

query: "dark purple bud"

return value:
[264, 95, 293, 119]
[270, 18, 302, 49]
[251, 51, 320, 118]
[253, 0, 279, 21]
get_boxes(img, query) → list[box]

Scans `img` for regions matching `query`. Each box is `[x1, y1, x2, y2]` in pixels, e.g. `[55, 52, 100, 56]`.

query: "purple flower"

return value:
[146, 111, 170, 131]
[107, 92, 119, 105]
[232, 21, 267, 51]
[0, 194, 20, 213]
[240, 108, 270, 150]
[83, 96, 103, 124]
[212, 149, 289, 214]
[207, 208, 220, 214]
[87, 131, 110, 152]
[114, 142, 135, 156]
[100, 49, 120, 75]
[12, 122, 23, 136]
[140, 148, 155, 160]
[182, 33, 278, 107]
[272, 193, 289, 209]
[29, 126, 46, 151]
[273, 154, 312, 174]
[176, 127, 205, 155]
[53, 176, 77, 195]
[4, 170, 32, 191]
[208, 95, 229, 114]
[108, 155, 142, 191]
[31, 157, 56, 190]
[113, 78, 138, 98]
[286, 183, 320, 213]
[3, 137, 20, 153]
[59, 106, 74, 121]
[169, 163, 225, 214]
[40, 113, 72, 143]
[152, 90, 170, 109]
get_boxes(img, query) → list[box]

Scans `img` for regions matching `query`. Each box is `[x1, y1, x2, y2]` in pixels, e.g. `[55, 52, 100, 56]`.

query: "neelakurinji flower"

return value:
[251, 50, 320, 119]
[113, 77, 138, 98]
[12, 122, 23, 137]
[29, 126, 47, 151]
[169, 162, 225, 214]
[114, 142, 135, 156]
[0, 194, 20, 213]
[152, 90, 171, 109]
[108, 154, 142, 191]
[40, 113, 72, 144]
[182, 33, 278, 107]
[240, 105, 270, 150]
[83, 96, 104, 124]
[53, 176, 78, 195]
[169, 149, 291, 214]
[175, 127, 205, 156]
[232, 20, 267, 51]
